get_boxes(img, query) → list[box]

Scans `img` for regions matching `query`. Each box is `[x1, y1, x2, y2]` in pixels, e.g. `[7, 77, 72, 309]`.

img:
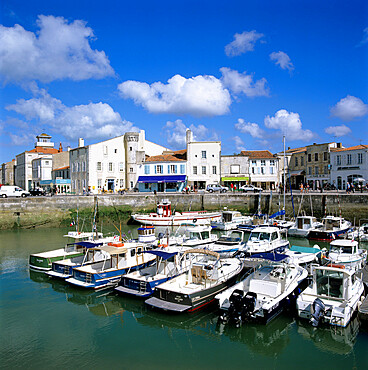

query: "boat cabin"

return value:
[249, 227, 281, 242]
[330, 240, 359, 255]
[184, 225, 212, 242]
[323, 216, 343, 230]
[296, 216, 317, 230]
[137, 226, 156, 243]
[156, 200, 172, 217]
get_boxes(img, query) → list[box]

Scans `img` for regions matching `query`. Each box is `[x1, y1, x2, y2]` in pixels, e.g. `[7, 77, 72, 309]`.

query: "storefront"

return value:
[40, 179, 71, 194]
[221, 176, 249, 191]
[137, 175, 187, 193]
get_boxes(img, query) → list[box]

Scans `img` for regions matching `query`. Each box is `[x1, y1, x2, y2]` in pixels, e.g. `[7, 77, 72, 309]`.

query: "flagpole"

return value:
[283, 135, 286, 221]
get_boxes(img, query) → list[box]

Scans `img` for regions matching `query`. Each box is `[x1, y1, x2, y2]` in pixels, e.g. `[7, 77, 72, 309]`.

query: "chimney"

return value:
[78, 138, 84, 148]
[337, 142, 342, 148]
[59, 142, 63, 152]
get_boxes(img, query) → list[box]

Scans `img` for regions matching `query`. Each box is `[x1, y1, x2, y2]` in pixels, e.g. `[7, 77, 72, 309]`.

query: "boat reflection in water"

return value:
[296, 316, 360, 355]
[217, 314, 295, 357]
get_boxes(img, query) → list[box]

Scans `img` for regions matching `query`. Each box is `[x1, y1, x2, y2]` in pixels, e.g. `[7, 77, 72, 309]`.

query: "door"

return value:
[158, 183, 164, 192]
[107, 179, 114, 192]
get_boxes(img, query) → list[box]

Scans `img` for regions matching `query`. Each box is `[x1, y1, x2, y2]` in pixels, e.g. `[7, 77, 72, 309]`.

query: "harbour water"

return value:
[1, 226, 368, 369]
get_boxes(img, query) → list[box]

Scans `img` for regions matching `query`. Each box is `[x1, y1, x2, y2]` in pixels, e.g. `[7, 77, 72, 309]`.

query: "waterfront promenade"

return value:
[0, 191, 367, 230]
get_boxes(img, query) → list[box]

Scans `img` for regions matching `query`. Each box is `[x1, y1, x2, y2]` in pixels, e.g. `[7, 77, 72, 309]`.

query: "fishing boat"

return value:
[66, 242, 156, 290]
[216, 254, 308, 327]
[131, 199, 222, 226]
[348, 223, 368, 242]
[210, 229, 248, 257]
[288, 216, 323, 238]
[145, 249, 243, 313]
[114, 247, 191, 298]
[284, 245, 324, 266]
[211, 210, 252, 231]
[308, 216, 352, 241]
[324, 239, 367, 270]
[296, 264, 365, 327]
[239, 225, 289, 256]
[29, 232, 106, 271]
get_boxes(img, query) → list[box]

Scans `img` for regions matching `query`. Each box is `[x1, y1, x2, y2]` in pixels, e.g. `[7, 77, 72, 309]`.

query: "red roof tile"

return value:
[331, 144, 368, 152]
[145, 154, 186, 162]
[240, 150, 275, 159]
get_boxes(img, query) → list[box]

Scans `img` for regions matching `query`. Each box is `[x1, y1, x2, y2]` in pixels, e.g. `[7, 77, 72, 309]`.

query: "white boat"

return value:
[284, 245, 323, 265]
[288, 216, 323, 238]
[240, 226, 289, 256]
[159, 224, 218, 248]
[216, 254, 308, 327]
[131, 199, 221, 226]
[145, 249, 243, 313]
[211, 210, 252, 231]
[324, 239, 367, 270]
[308, 216, 352, 241]
[210, 229, 248, 257]
[296, 264, 365, 327]
[348, 223, 368, 242]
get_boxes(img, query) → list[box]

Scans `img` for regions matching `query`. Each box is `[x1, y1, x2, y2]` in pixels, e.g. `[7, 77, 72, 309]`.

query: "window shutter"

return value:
[155, 166, 157, 174]
[168, 165, 170, 174]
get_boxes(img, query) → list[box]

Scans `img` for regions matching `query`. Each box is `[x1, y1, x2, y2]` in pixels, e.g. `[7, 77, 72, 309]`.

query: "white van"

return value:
[0, 185, 30, 198]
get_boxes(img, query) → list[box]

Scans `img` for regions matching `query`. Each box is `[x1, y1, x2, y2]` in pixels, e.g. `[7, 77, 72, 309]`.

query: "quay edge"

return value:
[0, 193, 367, 230]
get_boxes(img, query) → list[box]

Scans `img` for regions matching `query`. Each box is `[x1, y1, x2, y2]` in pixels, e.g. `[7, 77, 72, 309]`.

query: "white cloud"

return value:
[264, 109, 314, 141]
[325, 124, 352, 137]
[0, 15, 114, 83]
[6, 91, 136, 141]
[330, 95, 368, 121]
[270, 51, 294, 71]
[118, 74, 231, 116]
[220, 67, 269, 97]
[235, 118, 264, 138]
[164, 120, 214, 149]
[225, 30, 264, 57]
[233, 136, 246, 152]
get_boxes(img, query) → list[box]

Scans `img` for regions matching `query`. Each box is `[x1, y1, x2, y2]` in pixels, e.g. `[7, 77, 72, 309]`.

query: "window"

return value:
[156, 165, 163, 174]
[130, 167, 133, 173]
[114, 149, 117, 154]
[270, 160, 275, 166]
[130, 181, 133, 188]
[230, 164, 240, 174]
[260, 160, 265, 166]
[193, 166, 197, 175]
[270, 167, 274, 174]
[131, 249, 136, 257]
[45, 160, 49, 165]
[358, 153, 363, 164]
[308, 154, 311, 162]
[252, 160, 257, 165]
[201, 151, 207, 159]
[347, 154, 352, 165]
[170, 165, 177, 174]
[144, 165, 150, 174]
[308, 167, 312, 175]
[212, 166, 217, 175]
[301, 157, 304, 166]
[315, 166, 319, 175]
[103, 145, 108, 155]
[252, 167, 255, 174]
[337, 155, 341, 165]
[97, 162, 102, 171]
[295, 157, 298, 167]
[119, 162, 124, 172]
[324, 165, 328, 174]
[82, 162, 86, 172]
[315, 153, 318, 161]
[261, 167, 265, 174]
[108, 162, 113, 172]
[97, 179, 102, 188]
[120, 179, 124, 187]
[130, 147, 132, 151]
[202, 166, 206, 175]
[324, 152, 328, 161]
[180, 164, 185, 174]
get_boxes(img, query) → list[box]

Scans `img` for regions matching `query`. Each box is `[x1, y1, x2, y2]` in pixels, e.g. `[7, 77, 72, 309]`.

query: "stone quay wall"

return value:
[0, 192, 367, 229]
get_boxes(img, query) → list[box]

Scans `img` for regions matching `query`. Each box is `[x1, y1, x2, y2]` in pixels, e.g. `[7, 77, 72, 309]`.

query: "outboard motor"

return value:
[243, 292, 257, 317]
[310, 298, 326, 327]
[228, 290, 246, 328]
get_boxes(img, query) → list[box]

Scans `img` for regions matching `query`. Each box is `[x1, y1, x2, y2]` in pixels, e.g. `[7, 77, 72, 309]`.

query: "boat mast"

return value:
[283, 135, 286, 221]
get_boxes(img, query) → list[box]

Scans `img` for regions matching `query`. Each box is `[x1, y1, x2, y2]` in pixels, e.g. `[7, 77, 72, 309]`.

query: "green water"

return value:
[1, 226, 368, 369]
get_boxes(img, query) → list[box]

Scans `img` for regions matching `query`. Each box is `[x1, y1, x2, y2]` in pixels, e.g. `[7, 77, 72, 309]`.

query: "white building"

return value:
[31, 156, 53, 188]
[241, 150, 279, 190]
[69, 130, 170, 194]
[186, 129, 221, 190]
[220, 154, 250, 190]
[136, 151, 187, 192]
[15, 134, 61, 191]
[330, 144, 368, 190]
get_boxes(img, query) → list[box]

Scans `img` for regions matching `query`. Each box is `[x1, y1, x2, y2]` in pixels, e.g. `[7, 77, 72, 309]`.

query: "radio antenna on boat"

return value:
[283, 135, 286, 221]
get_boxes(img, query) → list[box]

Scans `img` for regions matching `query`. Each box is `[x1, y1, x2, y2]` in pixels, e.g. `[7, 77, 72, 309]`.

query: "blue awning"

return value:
[143, 250, 178, 260]
[138, 175, 186, 183]
[251, 252, 288, 262]
[74, 241, 104, 248]
[269, 210, 286, 219]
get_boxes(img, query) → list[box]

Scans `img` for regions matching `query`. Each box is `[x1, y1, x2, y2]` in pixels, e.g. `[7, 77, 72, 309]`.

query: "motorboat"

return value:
[308, 216, 352, 241]
[284, 245, 324, 266]
[131, 199, 221, 226]
[114, 246, 191, 298]
[348, 223, 368, 242]
[29, 231, 107, 271]
[66, 242, 156, 290]
[296, 264, 365, 327]
[209, 229, 248, 257]
[211, 210, 252, 231]
[324, 239, 367, 270]
[216, 254, 308, 327]
[239, 226, 289, 256]
[145, 249, 243, 313]
[159, 223, 218, 248]
[288, 216, 323, 238]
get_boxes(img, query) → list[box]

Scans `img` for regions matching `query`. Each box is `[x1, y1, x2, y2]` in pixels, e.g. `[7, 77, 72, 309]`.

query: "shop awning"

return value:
[137, 175, 186, 183]
[289, 170, 305, 176]
[221, 176, 249, 181]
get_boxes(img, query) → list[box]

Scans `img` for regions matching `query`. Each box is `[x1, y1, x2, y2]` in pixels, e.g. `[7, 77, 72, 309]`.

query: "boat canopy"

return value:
[91, 246, 127, 255]
[137, 175, 186, 183]
[73, 241, 104, 248]
[290, 245, 320, 254]
[269, 210, 286, 219]
[143, 250, 178, 260]
[250, 252, 288, 262]
[183, 248, 220, 260]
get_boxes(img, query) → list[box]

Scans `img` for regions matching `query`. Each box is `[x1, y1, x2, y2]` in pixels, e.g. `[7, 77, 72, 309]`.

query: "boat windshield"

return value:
[218, 231, 242, 243]
[316, 269, 344, 298]
[330, 245, 353, 254]
[249, 231, 271, 241]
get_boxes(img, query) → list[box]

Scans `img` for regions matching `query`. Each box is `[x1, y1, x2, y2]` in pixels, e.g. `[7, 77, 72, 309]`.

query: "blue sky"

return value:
[1, 0, 367, 163]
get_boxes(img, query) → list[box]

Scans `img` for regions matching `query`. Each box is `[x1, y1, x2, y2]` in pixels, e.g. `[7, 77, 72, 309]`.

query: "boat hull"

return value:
[308, 227, 351, 241]
[29, 251, 84, 271]
[132, 212, 221, 226]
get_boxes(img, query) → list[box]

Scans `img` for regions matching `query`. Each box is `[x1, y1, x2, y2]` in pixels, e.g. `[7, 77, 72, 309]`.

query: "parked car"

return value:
[206, 184, 229, 193]
[29, 187, 46, 196]
[0, 185, 30, 198]
[240, 184, 262, 193]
